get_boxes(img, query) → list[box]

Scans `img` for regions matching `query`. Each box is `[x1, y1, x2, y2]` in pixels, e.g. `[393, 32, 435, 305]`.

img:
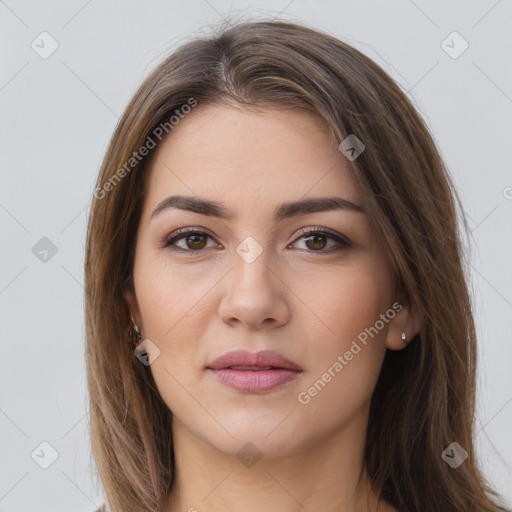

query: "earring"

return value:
[129, 323, 142, 346]
[401, 331, 408, 344]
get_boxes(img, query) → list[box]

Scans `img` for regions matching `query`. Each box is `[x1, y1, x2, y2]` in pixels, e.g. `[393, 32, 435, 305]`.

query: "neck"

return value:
[165, 413, 390, 512]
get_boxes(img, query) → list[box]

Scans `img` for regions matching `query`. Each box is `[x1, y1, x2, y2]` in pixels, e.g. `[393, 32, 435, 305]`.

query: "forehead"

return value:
[141, 104, 363, 218]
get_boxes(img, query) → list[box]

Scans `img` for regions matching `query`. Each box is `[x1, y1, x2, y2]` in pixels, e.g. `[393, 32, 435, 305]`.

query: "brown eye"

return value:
[164, 229, 217, 252]
[186, 234, 208, 250]
[304, 234, 327, 251]
[292, 228, 351, 253]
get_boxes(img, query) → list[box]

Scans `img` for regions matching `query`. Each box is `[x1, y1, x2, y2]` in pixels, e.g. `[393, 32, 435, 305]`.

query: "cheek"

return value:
[293, 256, 393, 343]
[293, 260, 392, 403]
[134, 257, 224, 405]
[135, 256, 216, 339]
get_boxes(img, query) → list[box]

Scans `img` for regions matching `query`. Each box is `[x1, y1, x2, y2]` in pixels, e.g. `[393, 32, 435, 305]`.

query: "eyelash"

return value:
[162, 227, 351, 254]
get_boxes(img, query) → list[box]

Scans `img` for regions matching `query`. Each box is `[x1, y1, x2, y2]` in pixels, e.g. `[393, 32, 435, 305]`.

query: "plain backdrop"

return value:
[1, 1, 511, 510]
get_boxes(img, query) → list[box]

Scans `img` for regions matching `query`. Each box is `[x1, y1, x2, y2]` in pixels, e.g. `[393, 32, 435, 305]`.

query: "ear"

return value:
[125, 287, 142, 330]
[385, 299, 421, 351]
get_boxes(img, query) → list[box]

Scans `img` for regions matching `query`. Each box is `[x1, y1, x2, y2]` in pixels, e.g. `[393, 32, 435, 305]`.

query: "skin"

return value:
[125, 103, 420, 512]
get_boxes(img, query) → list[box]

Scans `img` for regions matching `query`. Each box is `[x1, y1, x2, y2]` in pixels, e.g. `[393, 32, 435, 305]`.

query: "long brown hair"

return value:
[84, 18, 508, 512]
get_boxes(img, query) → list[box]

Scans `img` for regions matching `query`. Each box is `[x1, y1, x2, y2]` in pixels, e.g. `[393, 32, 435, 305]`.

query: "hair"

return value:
[84, 18, 508, 512]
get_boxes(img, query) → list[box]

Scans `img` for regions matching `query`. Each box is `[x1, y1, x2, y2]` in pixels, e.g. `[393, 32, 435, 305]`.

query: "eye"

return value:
[163, 228, 218, 252]
[291, 227, 351, 252]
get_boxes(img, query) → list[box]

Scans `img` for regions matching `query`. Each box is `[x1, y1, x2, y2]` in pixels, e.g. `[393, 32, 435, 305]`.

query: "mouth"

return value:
[206, 350, 303, 393]
[227, 365, 282, 370]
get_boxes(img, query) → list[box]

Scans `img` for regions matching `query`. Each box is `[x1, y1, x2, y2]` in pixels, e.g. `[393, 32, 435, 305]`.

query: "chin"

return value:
[211, 430, 302, 460]
[197, 409, 307, 459]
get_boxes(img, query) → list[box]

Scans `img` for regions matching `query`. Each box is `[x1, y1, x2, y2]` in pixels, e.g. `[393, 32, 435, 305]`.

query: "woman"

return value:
[85, 19, 508, 512]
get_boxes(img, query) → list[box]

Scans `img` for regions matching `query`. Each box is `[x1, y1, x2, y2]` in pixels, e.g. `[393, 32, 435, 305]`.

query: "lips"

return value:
[207, 350, 302, 393]
[207, 349, 302, 371]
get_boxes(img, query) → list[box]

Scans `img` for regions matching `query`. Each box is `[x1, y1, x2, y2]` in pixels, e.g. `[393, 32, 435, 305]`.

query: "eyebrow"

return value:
[150, 195, 364, 222]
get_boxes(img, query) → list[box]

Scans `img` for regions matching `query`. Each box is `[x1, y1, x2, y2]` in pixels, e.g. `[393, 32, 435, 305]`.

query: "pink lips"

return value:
[206, 350, 302, 393]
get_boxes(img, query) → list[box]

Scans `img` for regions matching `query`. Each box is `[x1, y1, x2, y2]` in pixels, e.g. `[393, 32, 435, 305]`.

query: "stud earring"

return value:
[401, 331, 408, 344]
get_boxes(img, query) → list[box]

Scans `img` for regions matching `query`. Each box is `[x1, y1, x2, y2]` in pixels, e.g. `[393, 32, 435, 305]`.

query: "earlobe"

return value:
[385, 302, 421, 351]
[386, 331, 408, 351]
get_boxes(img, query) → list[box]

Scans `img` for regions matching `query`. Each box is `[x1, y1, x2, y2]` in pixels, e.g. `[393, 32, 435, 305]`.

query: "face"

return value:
[126, 103, 411, 458]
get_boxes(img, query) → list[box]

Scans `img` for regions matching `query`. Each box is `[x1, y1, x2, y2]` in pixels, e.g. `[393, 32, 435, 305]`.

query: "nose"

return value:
[218, 248, 291, 330]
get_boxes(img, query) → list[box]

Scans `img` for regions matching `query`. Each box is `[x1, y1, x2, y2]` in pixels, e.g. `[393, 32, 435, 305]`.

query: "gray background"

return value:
[1, 1, 511, 510]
